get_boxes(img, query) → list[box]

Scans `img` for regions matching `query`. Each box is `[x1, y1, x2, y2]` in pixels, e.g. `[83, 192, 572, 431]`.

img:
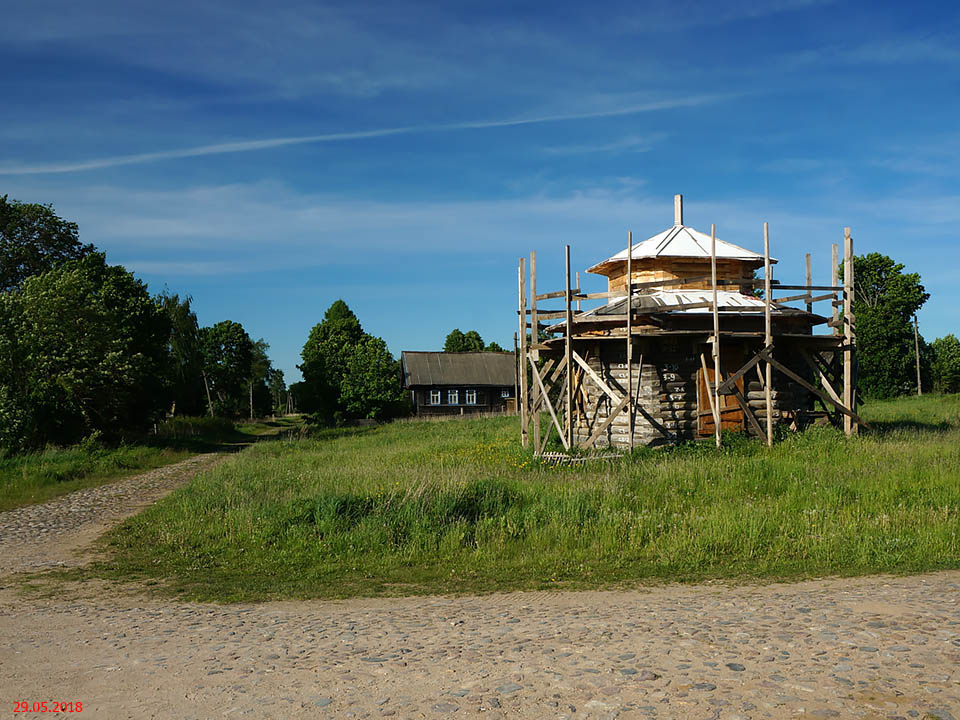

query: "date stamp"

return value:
[14, 701, 83, 713]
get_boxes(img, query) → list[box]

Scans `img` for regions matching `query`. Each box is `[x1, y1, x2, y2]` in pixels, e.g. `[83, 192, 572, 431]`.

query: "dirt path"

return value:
[1, 461, 959, 719]
[0, 453, 223, 576]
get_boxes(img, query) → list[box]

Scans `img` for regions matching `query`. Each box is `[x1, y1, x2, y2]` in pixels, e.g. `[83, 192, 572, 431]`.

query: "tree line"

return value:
[846, 253, 959, 397]
[0, 195, 286, 453]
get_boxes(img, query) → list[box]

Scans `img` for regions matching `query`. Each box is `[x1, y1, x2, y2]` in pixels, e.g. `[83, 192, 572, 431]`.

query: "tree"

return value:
[0, 253, 169, 451]
[267, 368, 287, 415]
[299, 300, 364, 423]
[0, 195, 95, 292]
[199, 321, 254, 417]
[932, 335, 960, 394]
[841, 253, 929, 398]
[485, 341, 505, 352]
[248, 339, 271, 419]
[443, 328, 467, 352]
[157, 292, 204, 415]
[300, 300, 410, 425]
[444, 328, 489, 352]
[339, 336, 409, 420]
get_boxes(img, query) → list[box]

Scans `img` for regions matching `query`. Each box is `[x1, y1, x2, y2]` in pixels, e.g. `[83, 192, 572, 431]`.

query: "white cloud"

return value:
[0, 94, 732, 175]
[543, 134, 668, 155]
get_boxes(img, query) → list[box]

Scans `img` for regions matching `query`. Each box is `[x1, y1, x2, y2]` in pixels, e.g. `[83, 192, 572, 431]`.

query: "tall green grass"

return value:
[0, 444, 192, 512]
[95, 395, 960, 601]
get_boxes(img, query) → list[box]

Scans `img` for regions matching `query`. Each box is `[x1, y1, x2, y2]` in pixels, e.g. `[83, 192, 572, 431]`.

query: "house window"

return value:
[466, 389, 477, 405]
[500, 389, 510, 398]
[430, 390, 440, 405]
[448, 389, 459, 405]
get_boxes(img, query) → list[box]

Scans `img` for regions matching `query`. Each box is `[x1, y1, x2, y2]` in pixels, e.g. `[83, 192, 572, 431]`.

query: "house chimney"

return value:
[674, 194, 683, 226]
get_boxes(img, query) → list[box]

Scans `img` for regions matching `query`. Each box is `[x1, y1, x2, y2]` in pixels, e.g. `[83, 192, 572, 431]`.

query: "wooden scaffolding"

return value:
[516, 218, 864, 453]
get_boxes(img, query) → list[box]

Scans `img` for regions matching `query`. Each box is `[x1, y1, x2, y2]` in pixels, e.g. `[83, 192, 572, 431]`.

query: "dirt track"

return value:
[1, 462, 959, 719]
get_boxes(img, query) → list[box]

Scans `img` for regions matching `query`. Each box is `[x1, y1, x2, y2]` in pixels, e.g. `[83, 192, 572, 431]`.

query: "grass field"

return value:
[0, 416, 304, 512]
[87, 395, 960, 602]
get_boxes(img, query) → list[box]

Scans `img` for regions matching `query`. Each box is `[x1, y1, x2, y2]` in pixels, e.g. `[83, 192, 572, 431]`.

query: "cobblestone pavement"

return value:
[0, 453, 222, 575]
[2, 573, 959, 719]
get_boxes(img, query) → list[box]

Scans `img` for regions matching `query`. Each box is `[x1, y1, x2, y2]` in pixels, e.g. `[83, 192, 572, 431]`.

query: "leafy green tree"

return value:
[267, 368, 287, 415]
[0, 195, 95, 292]
[157, 291, 204, 415]
[199, 321, 254, 417]
[340, 336, 409, 420]
[0, 253, 169, 451]
[247, 339, 272, 419]
[443, 328, 466, 352]
[299, 300, 364, 423]
[485, 341, 505, 352]
[932, 334, 960, 394]
[444, 328, 487, 352]
[841, 253, 929, 398]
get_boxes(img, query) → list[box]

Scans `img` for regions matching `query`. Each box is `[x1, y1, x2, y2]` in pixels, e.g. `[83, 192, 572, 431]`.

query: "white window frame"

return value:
[448, 389, 459, 405]
[430, 390, 441, 405]
[466, 389, 477, 405]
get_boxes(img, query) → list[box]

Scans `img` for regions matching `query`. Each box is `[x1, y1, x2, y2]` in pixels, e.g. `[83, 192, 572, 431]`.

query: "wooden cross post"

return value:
[805, 253, 813, 315]
[518, 258, 529, 448]
[843, 227, 856, 436]
[564, 245, 574, 449]
[831, 243, 839, 336]
[711, 223, 721, 449]
[764, 222, 773, 447]
[626, 231, 634, 451]
[530, 251, 540, 449]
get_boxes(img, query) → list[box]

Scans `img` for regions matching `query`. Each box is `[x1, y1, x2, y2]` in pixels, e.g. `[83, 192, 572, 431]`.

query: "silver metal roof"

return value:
[401, 351, 516, 387]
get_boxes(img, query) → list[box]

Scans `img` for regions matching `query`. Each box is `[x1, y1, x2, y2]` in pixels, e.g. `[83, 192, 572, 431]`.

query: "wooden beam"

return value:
[529, 355, 568, 450]
[767, 284, 844, 292]
[626, 230, 634, 451]
[764, 222, 773, 447]
[799, 349, 842, 406]
[843, 227, 854, 436]
[773, 291, 836, 305]
[832, 243, 840, 336]
[564, 245, 574, 450]
[538, 373, 568, 455]
[732, 385, 766, 438]
[715, 348, 768, 395]
[711, 223, 721, 449]
[572, 353, 623, 404]
[581, 395, 630, 449]
[699, 352, 719, 429]
[535, 289, 581, 301]
[518, 258, 528, 448]
[530, 251, 540, 450]
[805, 252, 813, 314]
[758, 349, 869, 428]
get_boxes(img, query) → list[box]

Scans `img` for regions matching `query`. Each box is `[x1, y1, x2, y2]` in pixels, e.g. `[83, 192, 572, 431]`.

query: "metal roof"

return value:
[583, 289, 798, 317]
[401, 351, 516, 387]
[587, 224, 775, 274]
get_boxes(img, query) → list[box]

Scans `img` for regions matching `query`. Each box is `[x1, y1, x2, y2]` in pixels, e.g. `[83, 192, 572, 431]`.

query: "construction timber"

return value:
[516, 195, 863, 453]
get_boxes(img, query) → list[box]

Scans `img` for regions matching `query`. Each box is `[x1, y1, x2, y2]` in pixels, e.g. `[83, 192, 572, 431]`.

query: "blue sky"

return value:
[3, 0, 959, 382]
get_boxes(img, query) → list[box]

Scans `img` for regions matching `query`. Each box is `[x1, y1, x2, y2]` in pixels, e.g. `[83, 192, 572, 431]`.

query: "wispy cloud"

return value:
[543, 133, 667, 156]
[0, 94, 733, 175]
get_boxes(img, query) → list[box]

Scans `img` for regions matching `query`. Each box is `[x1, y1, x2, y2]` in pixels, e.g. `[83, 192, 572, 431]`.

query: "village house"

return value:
[401, 351, 517, 416]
